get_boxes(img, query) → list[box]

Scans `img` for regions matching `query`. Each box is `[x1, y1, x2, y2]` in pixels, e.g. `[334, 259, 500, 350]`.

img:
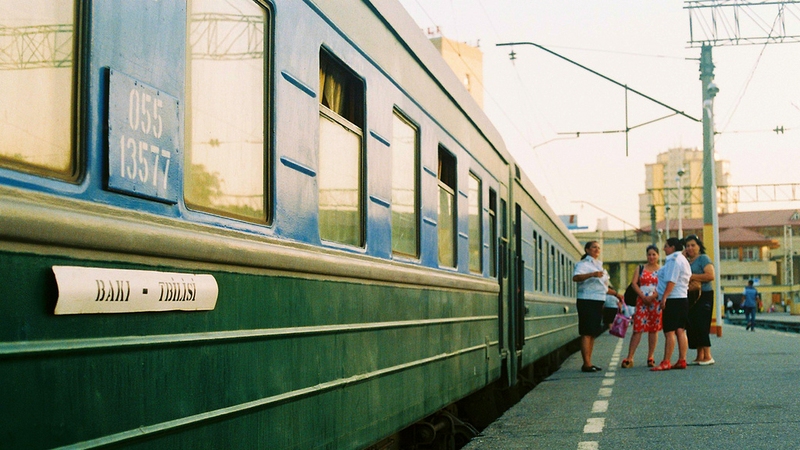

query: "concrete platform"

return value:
[463, 319, 800, 450]
[727, 311, 800, 332]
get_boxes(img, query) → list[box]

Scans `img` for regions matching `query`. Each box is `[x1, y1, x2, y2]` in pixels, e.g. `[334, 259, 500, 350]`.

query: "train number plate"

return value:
[107, 69, 181, 203]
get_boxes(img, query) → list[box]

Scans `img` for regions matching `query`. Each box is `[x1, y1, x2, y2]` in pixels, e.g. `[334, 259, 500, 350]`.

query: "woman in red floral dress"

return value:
[621, 245, 662, 368]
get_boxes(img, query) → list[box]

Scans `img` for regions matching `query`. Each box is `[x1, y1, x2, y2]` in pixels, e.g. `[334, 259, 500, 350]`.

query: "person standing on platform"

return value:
[621, 245, 661, 369]
[651, 238, 692, 371]
[684, 235, 716, 366]
[743, 280, 760, 331]
[573, 241, 623, 373]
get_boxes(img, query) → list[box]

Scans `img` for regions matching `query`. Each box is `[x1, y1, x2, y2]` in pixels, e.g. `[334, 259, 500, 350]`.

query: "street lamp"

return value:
[677, 168, 685, 239]
[665, 204, 671, 239]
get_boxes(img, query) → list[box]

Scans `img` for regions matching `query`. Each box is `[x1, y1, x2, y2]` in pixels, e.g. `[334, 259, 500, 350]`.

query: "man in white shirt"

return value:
[650, 238, 692, 371]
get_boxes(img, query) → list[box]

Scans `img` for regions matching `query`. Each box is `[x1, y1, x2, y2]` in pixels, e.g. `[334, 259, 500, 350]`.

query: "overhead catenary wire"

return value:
[715, 7, 782, 143]
[405, 0, 570, 204]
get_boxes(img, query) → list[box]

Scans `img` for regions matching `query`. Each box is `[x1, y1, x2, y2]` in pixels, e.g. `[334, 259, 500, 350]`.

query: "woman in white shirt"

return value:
[650, 237, 692, 371]
[573, 241, 622, 373]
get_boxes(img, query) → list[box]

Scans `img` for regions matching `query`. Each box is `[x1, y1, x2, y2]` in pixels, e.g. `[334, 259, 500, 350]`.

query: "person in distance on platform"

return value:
[684, 235, 716, 365]
[743, 280, 760, 331]
[621, 245, 662, 369]
[573, 241, 623, 373]
[651, 238, 692, 371]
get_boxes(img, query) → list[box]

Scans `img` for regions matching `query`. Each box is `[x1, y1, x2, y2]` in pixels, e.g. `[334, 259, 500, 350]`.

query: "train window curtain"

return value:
[318, 51, 364, 128]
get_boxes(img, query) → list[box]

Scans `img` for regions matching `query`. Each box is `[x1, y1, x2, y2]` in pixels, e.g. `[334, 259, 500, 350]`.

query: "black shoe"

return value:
[581, 365, 602, 373]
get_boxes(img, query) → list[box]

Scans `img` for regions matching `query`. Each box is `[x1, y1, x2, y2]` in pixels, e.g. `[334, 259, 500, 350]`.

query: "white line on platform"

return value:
[583, 417, 605, 433]
[578, 441, 599, 450]
[602, 378, 615, 386]
[598, 387, 612, 397]
[592, 400, 608, 413]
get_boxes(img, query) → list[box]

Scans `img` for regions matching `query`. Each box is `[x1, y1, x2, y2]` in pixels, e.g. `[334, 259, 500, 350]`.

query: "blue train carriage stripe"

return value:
[52, 266, 218, 314]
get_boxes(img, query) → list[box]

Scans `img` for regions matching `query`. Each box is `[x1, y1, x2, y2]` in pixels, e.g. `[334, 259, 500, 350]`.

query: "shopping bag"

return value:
[622, 304, 635, 318]
[609, 312, 630, 338]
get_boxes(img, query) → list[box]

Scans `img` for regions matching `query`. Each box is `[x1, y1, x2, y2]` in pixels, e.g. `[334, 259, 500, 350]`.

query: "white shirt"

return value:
[573, 256, 608, 301]
[657, 252, 691, 299]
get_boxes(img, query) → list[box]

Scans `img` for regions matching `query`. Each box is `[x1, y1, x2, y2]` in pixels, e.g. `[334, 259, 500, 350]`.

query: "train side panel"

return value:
[0, 0, 580, 448]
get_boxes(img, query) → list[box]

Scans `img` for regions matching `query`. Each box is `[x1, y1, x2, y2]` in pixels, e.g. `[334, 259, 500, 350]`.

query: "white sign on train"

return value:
[53, 266, 218, 315]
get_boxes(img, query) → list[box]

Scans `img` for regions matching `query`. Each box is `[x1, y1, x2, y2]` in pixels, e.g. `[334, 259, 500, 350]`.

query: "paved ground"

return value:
[463, 316, 800, 450]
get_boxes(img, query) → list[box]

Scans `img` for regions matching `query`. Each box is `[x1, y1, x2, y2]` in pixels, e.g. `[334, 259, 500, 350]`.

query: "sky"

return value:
[397, 0, 800, 231]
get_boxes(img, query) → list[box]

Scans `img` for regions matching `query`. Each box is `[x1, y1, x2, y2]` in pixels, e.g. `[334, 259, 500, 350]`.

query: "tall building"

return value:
[638, 147, 733, 229]
[427, 31, 484, 109]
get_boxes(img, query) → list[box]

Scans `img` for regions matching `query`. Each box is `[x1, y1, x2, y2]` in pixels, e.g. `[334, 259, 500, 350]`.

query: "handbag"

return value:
[609, 307, 630, 338]
[687, 278, 702, 306]
[623, 265, 644, 307]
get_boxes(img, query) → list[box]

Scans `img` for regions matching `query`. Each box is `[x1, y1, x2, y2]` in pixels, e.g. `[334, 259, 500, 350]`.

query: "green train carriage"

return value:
[0, 0, 581, 448]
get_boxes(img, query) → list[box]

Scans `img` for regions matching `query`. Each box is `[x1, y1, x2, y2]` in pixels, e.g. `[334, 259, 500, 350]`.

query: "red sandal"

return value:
[650, 360, 671, 371]
[621, 359, 633, 369]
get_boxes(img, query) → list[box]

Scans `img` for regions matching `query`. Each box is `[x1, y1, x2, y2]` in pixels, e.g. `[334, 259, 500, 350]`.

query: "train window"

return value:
[391, 111, 418, 257]
[532, 230, 539, 290]
[488, 189, 497, 277]
[550, 245, 556, 294]
[1, 2, 77, 179]
[555, 249, 560, 294]
[500, 198, 508, 240]
[569, 261, 574, 297]
[437, 147, 456, 267]
[185, 0, 270, 221]
[468, 173, 482, 273]
[318, 50, 364, 246]
[538, 235, 544, 291]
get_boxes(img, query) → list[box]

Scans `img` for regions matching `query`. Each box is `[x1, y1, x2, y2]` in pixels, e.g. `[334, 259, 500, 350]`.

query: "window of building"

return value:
[438, 147, 456, 267]
[468, 173, 482, 273]
[185, 0, 269, 221]
[742, 246, 759, 261]
[1, 2, 78, 179]
[391, 111, 418, 257]
[720, 247, 739, 261]
[318, 49, 364, 246]
[488, 189, 497, 277]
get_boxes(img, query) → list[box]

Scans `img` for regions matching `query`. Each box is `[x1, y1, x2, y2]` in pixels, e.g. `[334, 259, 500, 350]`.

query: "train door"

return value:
[511, 204, 526, 382]
[497, 189, 514, 387]
[500, 202, 525, 387]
